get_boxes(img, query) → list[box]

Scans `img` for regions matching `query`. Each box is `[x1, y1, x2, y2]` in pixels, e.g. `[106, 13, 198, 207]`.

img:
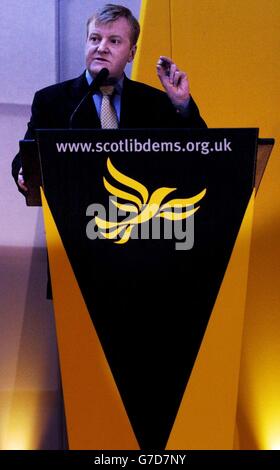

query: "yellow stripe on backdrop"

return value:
[133, 0, 280, 449]
[131, 0, 171, 87]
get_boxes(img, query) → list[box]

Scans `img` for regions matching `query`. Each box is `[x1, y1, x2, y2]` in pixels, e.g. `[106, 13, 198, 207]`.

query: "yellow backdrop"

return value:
[133, 0, 280, 450]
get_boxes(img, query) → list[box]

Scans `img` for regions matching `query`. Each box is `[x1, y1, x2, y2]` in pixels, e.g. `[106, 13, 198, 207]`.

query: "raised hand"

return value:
[156, 56, 190, 111]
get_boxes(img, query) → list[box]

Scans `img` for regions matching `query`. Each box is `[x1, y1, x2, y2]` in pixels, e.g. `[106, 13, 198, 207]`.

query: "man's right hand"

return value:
[18, 167, 28, 192]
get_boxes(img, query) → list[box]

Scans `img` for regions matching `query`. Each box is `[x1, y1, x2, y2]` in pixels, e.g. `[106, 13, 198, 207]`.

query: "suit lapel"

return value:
[120, 76, 139, 128]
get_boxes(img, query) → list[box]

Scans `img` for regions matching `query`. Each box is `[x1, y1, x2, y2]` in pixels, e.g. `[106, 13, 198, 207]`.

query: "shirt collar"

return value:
[85, 69, 123, 94]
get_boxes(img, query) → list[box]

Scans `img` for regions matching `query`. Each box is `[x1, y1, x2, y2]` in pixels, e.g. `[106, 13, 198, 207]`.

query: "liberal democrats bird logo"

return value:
[95, 158, 207, 244]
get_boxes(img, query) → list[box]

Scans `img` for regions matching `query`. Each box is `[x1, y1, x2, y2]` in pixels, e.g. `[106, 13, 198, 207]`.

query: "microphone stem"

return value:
[69, 68, 109, 128]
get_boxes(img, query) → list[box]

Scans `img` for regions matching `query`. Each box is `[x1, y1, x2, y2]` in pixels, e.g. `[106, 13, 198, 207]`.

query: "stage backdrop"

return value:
[1, 0, 279, 451]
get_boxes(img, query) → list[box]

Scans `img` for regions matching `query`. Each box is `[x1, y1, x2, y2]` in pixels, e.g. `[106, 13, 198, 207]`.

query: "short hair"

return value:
[86, 3, 140, 45]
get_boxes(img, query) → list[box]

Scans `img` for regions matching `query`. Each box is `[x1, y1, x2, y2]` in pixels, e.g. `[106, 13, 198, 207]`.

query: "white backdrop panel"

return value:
[0, 0, 58, 105]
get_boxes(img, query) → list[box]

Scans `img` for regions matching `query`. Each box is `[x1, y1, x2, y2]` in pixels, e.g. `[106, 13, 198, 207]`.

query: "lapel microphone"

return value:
[69, 68, 109, 128]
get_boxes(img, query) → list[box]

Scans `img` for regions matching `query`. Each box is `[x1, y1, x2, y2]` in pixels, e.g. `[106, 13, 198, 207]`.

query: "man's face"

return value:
[85, 17, 136, 80]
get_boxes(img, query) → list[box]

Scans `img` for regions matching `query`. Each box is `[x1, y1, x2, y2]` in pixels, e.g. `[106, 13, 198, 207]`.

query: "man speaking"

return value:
[11, 3, 209, 449]
[12, 3, 206, 191]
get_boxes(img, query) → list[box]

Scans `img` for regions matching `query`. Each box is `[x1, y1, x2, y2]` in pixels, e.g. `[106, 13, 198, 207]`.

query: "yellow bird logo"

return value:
[95, 158, 207, 244]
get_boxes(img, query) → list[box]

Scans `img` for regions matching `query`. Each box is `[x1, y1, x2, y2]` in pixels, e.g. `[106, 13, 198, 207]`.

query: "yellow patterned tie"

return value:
[100, 86, 118, 129]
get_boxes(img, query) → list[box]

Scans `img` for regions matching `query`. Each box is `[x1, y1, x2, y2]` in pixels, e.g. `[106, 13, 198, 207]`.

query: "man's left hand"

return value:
[156, 56, 190, 111]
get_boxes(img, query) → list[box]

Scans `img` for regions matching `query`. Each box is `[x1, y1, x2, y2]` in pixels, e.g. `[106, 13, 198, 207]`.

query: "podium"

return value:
[22, 128, 273, 449]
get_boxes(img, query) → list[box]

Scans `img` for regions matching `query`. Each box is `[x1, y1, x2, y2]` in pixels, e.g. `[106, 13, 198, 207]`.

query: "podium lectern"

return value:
[22, 128, 273, 449]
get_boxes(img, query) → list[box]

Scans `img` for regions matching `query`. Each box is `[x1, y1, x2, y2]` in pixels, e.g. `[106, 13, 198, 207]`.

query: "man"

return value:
[12, 3, 206, 191]
[11, 4, 207, 447]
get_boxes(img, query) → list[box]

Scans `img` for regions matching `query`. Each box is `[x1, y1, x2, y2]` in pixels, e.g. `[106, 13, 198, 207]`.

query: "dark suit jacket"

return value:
[12, 72, 206, 182]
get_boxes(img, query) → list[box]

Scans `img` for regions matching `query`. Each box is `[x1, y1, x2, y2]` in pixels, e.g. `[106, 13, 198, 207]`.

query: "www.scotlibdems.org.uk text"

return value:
[55, 138, 232, 156]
